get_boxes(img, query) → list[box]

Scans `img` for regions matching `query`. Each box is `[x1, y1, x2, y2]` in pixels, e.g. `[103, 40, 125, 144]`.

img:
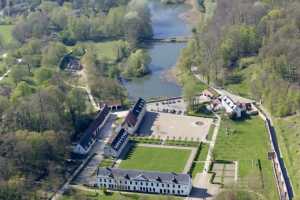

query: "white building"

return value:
[122, 98, 146, 134]
[221, 96, 244, 118]
[96, 168, 192, 196]
[104, 128, 129, 158]
[73, 105, 110, 155]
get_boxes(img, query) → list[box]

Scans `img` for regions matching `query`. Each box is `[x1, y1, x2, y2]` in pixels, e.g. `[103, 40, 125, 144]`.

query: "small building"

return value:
[96, 168, 192, 196]
[221, 96, 245, 119]
[202, 88, 219, 99]
[122, 98, 146, 134]
[104, 128, 129, 158]
[73, 105, 110, 155]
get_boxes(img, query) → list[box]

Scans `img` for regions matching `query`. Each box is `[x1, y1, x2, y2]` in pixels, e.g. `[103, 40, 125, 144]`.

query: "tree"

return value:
[34, 67, 54, 84]
[122, 49, 151, 78]
[42, 42, 67, 67]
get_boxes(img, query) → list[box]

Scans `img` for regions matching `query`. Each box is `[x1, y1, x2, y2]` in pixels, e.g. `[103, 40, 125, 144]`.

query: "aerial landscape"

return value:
[0, 0, 299, 200]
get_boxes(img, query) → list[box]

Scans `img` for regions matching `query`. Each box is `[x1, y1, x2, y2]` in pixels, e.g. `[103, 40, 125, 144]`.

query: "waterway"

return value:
[123, 1, 191, 100]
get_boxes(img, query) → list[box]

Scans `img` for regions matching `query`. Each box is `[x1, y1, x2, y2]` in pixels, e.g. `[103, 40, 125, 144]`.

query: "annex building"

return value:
[73, 105, 110, 155]
[96, 168, 192, 196]
[104, 128, 129, 158]
[122, 98, 146, 134]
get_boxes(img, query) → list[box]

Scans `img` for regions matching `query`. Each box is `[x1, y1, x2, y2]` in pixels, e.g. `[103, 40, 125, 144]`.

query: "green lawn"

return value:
[119, 146, 191, 173]
[191, 162, 205, 178]
[61, 188, 182, 200]
[213, 116, 278, 199]
[274, 115, 300, 196]
[195, 143, 209, 161]
[0, 25, 14, 43]
[75, 40, 129, 62]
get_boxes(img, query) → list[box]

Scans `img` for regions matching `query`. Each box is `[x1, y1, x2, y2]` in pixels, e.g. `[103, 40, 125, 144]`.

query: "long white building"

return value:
[96, 168, 192, 196]
[221, 95, 243, 118]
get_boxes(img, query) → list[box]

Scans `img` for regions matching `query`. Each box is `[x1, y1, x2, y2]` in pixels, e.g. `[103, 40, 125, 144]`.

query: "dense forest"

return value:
[0, 0, 152, 199]
[178, 0, 300, 117]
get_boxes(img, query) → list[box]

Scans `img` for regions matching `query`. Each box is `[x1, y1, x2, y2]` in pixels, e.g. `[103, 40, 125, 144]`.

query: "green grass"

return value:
[119, 145, 191, 173]
[61, 188, 182, 200]
[191, 162, 205, 178]
[195, 143, 209, 161]
[213, 116, 278, 199]
[0, 25, 14, 43]
[274, 115, 300, 196]
[75, 40, 129, 62]
[207, 123, 215, 141]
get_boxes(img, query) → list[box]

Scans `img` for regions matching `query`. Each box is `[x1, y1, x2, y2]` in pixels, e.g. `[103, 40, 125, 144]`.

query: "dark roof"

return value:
[123, 98, 145, 127]
[108, 128, 128, 151]
[132, 98, 146, 117]
[79, 105, 110, 150]
[97, 168, 190, 185]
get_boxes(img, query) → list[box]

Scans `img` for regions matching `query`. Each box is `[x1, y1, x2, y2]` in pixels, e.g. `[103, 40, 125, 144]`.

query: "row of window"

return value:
[99, 178, 182, 189]
[98, 183, 186, 195]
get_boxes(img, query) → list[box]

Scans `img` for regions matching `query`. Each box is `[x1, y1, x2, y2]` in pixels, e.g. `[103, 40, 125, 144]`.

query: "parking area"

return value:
[137, 112, 213, 140]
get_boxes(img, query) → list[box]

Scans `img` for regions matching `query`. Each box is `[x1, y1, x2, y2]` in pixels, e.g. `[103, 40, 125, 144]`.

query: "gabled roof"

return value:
[97, 168, 190, 185]
[79, 105, 109, 150]
[108, 128, 128, 151]
[123, 98, 145, 127]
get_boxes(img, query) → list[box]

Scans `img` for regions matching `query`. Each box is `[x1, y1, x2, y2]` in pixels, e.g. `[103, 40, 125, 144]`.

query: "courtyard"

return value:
[137, 112, 213, 140]
[118, 144, 192, 173]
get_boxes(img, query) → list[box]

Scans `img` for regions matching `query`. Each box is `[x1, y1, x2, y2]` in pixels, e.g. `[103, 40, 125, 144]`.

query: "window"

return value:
[130, 181, 132, 184]
[151, 183, 153, 186]
[162, 184, 164, 187]
[146, 182, 148, 186]
[125, 181, 127, 184]
[99, 178, 102, 182]
[178, 185, 181, 188]
[167, 184, 169, 187]
[173, 184, 175, 188]
[104, 179, 106, 182]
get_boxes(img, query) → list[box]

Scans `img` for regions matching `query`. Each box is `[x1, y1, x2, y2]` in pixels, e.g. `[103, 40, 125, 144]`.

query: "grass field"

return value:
[274, 115, 300, 196]
[0, 25, 14, 43]
[119, 145, 191, 173]
[61, 188, 182, 200]
[213, 116, 278, 199]
[75, 40, 129, 62]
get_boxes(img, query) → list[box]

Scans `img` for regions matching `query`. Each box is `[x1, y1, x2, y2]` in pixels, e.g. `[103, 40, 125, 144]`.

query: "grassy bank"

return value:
[274, 115, 300, 196]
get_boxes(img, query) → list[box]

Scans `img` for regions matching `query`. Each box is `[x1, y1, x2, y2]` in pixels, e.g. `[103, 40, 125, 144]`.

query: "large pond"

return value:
[123, 1, 191, 100]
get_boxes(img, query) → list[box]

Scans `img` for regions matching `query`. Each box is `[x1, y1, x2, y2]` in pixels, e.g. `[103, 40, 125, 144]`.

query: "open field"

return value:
[0, 25, 14, 43]
[119, 145, 191, 173]
[61, 188, 182, 200]
[274, 115, 300, 196]
[213, 116, 278, 199]
[75, 40, 128, 61]
[138, 112, 213, 141]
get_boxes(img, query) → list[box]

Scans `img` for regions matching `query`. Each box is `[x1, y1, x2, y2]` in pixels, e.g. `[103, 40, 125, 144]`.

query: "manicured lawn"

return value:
[0, 25, 14, 43]
[213, 116, 278, 199]
[61, 188, 182, 200]
[119, 146, 191, 173]
[191, 162, 205, 178]
[195, 143, 209, 161]
[274, 115, 300, 196]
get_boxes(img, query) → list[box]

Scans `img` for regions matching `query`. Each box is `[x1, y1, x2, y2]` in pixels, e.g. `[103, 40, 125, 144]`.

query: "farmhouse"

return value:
[104, 128, 129, 158]
[122, 98, 146, 134]
[73, 105, 110, 155]
[221, 96, 245, 118]
[96, 168, 192, 196]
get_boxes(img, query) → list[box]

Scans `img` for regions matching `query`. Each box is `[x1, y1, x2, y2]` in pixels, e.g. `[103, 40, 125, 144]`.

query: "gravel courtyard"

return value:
[137, 112, 213, 141]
